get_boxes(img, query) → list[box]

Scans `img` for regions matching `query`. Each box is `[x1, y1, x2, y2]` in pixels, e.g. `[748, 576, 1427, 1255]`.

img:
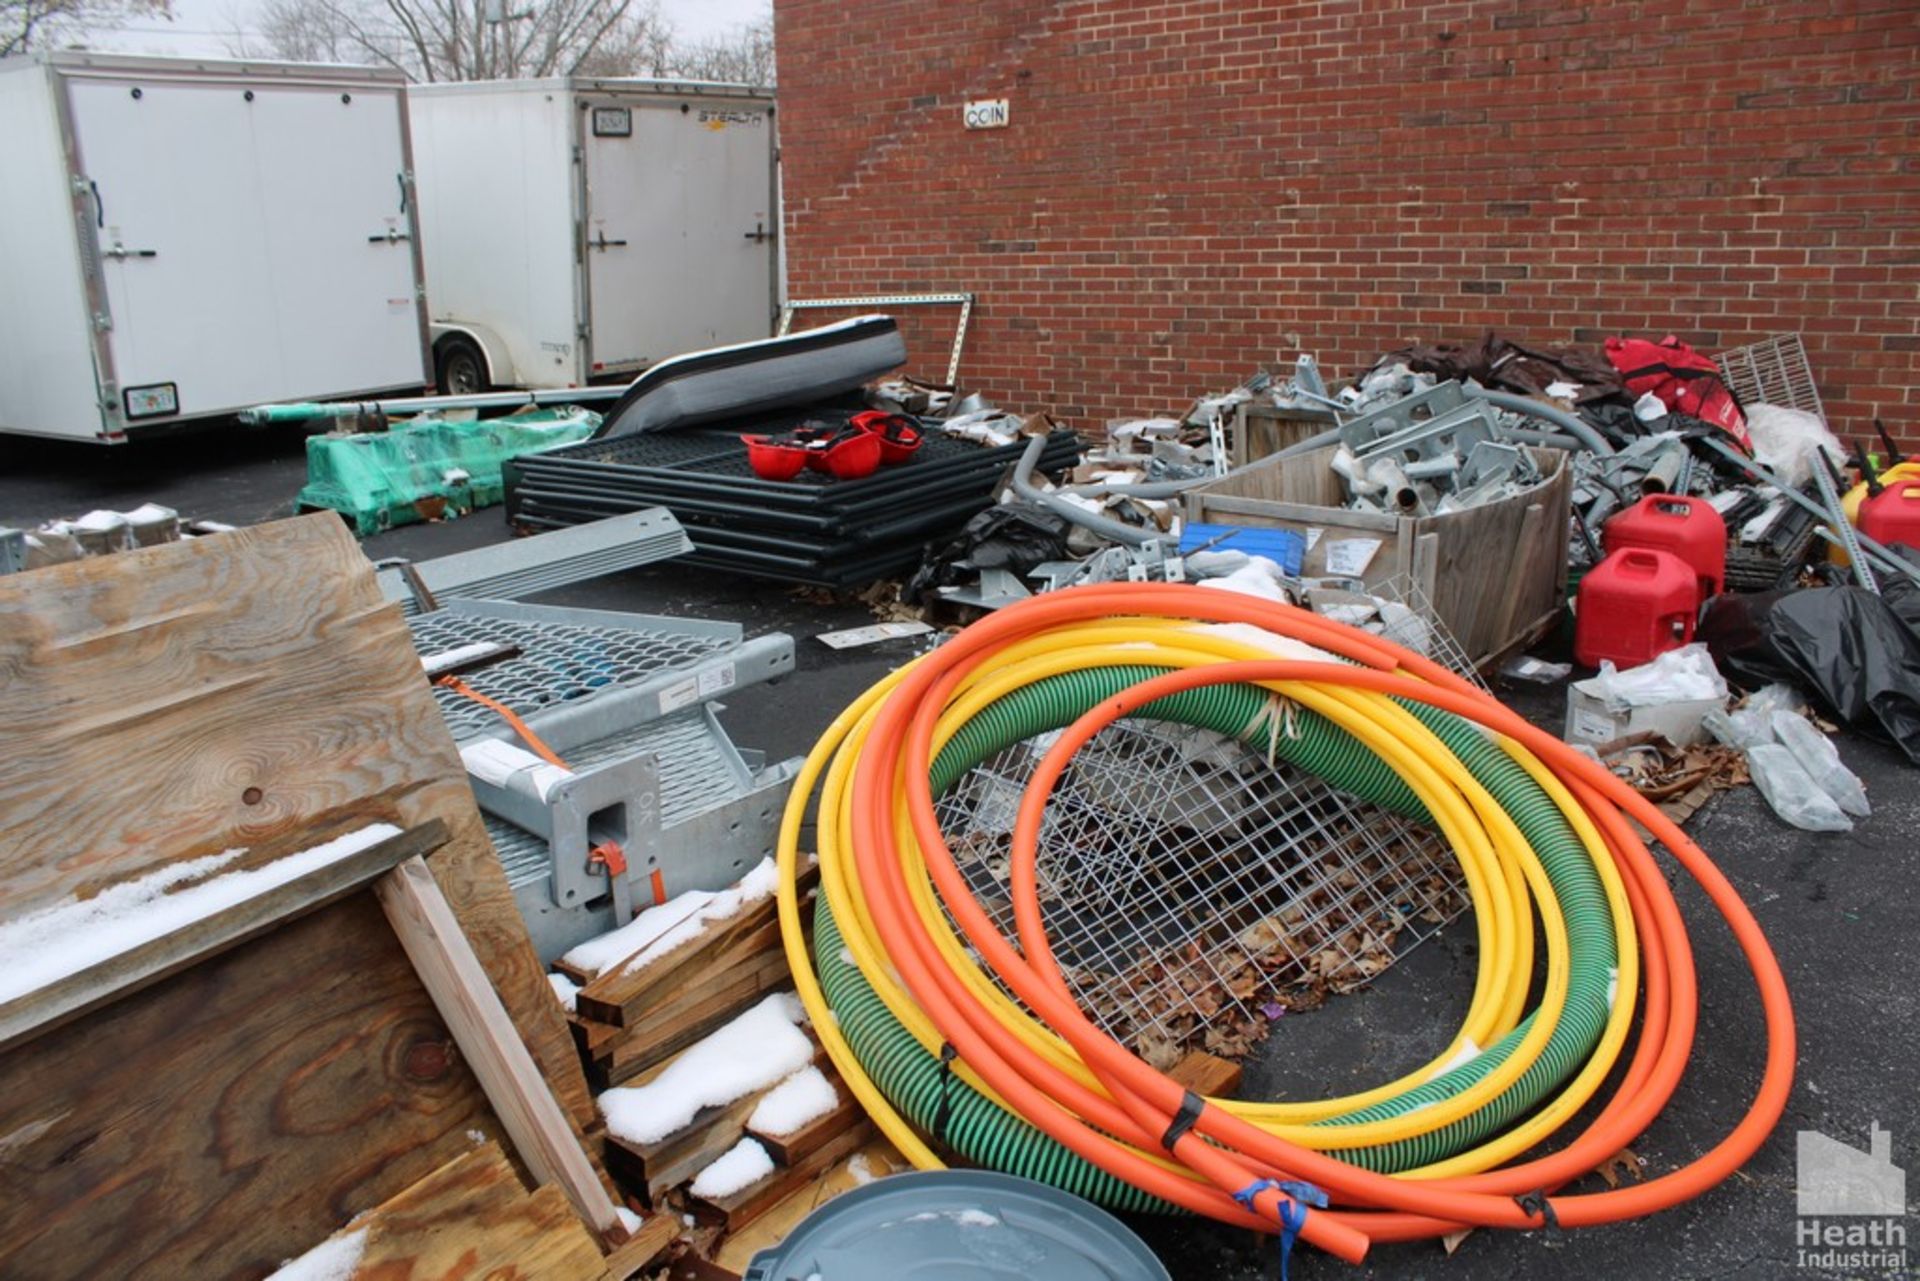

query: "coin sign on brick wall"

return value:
[963, 99, 1009, 130]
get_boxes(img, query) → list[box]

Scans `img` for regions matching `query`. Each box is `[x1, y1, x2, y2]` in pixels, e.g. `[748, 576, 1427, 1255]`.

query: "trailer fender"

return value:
[430, 321, 515, 391]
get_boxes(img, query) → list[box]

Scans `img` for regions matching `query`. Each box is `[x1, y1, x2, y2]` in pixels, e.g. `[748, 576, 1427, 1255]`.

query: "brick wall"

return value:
[772, 0, 1920, 446]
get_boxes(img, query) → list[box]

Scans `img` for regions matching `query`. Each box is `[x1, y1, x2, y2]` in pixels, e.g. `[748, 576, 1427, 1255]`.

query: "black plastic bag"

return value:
[905, 504, 1072, 603]
[1699, 585, 1920, 763]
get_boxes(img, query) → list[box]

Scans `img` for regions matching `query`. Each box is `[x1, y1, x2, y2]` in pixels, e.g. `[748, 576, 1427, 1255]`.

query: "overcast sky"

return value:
[86, 0, 769, 58]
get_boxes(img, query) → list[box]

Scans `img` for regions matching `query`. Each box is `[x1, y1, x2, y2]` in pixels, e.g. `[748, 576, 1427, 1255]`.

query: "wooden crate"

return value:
[1183, 446, 1572, 670]
[1232, 402, 1340, 467]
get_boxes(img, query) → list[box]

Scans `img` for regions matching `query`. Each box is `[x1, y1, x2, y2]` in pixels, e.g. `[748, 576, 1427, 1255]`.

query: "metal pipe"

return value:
[1813, 451, 1879, 594]
[1268, 388, 1615, 465]
[1012, 434, 1152, 547]
[240, 385, 626, 425]
[1640, 441, 1688, 496]
[1053, 475, 1211, 500]
[1495, 426, 1591, 452]
[1700, 436, 1918, 587]
[1468, 388, 1616, 456]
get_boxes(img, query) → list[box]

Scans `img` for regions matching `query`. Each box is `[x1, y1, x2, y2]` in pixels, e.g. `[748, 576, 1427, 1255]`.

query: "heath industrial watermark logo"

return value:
[1796, 1122, 1907, 1273]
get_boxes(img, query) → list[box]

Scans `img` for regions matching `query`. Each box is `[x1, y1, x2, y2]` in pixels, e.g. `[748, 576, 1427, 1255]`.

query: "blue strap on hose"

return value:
[1232, 1179, 1327, 1281]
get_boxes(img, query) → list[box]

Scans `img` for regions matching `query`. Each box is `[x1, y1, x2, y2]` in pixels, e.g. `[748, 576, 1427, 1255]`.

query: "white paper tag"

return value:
[817, 621, 935, 649]
[1304, 527, 1324, 551]
[1569, 706, 1620, 744]
[1324, 538, 1381, 576]
[659, 675, 701, 713]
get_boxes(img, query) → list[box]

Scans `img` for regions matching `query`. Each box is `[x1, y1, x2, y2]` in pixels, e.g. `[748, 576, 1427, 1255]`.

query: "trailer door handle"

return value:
[103, 241, 158, 260]
[368, 228, 412, 244]
[590, 230, 628, 251]
[742, 220, 773, 244]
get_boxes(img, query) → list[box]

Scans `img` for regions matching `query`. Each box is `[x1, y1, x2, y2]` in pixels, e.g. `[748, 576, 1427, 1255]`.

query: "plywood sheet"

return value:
[0, 894, 499, 1280]
[0, 514, 595, 1128]
[299, 1142, 609, 1281]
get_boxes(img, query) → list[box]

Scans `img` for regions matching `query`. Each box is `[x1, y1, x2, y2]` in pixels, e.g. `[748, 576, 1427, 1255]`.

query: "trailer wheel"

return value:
[434, 334, 489, 396]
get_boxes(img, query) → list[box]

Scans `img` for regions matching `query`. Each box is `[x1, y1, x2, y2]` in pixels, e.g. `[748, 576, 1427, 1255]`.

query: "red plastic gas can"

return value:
[1858, 480, 1920, 553]
[1603, 494, 1727, 599]
[1575, 548, 1700, 670]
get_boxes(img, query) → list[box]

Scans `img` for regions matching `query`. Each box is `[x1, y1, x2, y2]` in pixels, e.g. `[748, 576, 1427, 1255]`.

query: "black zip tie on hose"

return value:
[1160, 1089, 1206, 1152]
[1516, 1190, 1561, 1231]
[931, 1042, 959, 1146]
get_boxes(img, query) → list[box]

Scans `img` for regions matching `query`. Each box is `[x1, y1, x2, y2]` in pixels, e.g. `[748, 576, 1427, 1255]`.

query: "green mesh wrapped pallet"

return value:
[295, 407, 600, 536]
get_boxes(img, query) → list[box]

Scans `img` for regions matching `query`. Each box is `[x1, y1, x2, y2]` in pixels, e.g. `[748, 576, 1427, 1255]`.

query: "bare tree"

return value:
[225, 0, 771, 85]
[226, 0, 675, 82]
[660, 13, 773, 86]
[3, 0, 168, 56]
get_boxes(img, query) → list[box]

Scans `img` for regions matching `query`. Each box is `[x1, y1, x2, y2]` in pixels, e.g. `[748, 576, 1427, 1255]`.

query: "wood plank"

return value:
[689, 1120, 876, 1233]
[1490, 502, 1548, 661]
[604, 1039, 826, 1204]
[587, 941, 791, 1073]
[1193, 492, 1404, 534]
[574, 870, 813, 1028]
[603, 1210, 680, 1281]
[595, 952, 795, 1088]
[0, 820, 447, 1056]
[0, 513, 597, 1133]
[376, 855, 623, 1238]
[291, 1142, 609, 1280]
[583, 918, 787, 1037]
[712, 1137, 906, 1274]
[573, 1011, 623, 1062]
[0, 894, 501, 1281]
[1167, 1049, 1243, 1099]
[748, 1084, 861, 1167]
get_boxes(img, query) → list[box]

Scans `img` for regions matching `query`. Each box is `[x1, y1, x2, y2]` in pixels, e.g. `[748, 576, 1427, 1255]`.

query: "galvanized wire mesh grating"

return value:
[410, 611, 732, 740]
[935, 717, 1468, 1061]
[1716, 333, 1825, 423]
[1370, 572, 1490, 691]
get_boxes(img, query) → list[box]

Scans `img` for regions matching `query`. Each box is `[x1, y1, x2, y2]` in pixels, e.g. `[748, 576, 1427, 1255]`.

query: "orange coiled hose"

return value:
[843, 582, 1793, 1264]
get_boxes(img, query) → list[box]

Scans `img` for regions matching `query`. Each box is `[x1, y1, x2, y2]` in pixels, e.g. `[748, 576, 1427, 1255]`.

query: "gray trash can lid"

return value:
[742, 1169, 1171, 1281]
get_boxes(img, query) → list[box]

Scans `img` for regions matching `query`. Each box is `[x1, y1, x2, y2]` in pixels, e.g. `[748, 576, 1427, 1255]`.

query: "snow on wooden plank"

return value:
[0, 821, 444, 1053]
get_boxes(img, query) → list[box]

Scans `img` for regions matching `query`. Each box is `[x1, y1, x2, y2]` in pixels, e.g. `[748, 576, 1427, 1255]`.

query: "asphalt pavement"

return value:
[2, 425, 1913, 1281]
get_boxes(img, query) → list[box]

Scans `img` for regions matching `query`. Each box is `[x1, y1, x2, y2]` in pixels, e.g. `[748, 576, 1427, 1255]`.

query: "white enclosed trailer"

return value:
[0, 53, 431, 443]
[407, 78, 778, 393]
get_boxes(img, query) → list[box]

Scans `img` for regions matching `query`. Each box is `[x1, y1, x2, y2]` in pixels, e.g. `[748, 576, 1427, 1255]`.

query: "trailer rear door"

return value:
[581, 96, 774, 376]
[65, 72, 427, 421]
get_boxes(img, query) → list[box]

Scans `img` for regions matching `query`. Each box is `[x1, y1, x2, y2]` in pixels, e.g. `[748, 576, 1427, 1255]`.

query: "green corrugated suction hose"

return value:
[811, 662, 1616, 1206]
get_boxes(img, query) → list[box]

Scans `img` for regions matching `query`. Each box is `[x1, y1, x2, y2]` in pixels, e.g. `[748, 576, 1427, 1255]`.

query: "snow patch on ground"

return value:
[0, 823, 402, 1005]
[613, 1206, 643, 1235]
[267, 1226, 369, 1281]
[747, 1066, 837, 1136]
[597, 993, 808, 1145]
[560, 857, 778, 980]
[847, 1153, 876, 1186]
[689, 1137, 774, 1199]
[547, 972, 580, 1012]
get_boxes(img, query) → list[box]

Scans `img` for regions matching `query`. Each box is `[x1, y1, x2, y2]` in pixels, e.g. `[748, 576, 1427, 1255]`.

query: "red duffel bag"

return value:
[1604, 334, 1751, 449]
